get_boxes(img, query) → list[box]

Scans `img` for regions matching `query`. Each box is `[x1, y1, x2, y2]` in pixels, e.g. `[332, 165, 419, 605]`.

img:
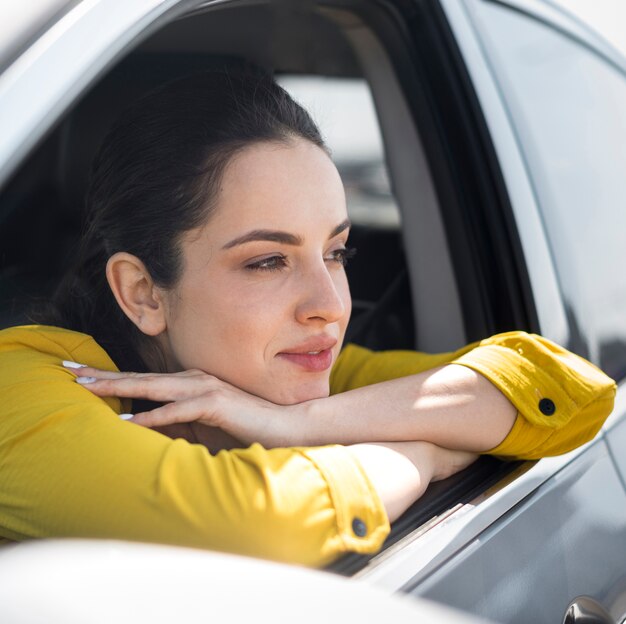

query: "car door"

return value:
[356, 2, 626, 623]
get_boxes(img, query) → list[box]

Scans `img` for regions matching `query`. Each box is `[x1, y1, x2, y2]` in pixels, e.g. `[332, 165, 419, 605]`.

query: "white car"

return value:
[1, 1, 626, 623]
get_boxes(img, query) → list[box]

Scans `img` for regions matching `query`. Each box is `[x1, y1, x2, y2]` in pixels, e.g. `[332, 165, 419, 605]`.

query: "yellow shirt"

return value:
[0, 325, 616, 566]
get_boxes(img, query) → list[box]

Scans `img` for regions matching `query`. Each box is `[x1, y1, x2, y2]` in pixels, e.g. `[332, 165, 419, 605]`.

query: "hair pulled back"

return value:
[45, 68, 326, 372]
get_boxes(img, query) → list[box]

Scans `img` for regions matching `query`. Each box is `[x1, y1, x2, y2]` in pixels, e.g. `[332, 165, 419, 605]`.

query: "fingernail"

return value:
[76, 376, 97, 384]
[63, 360, 87, 369]
[119, 413, 134, 421]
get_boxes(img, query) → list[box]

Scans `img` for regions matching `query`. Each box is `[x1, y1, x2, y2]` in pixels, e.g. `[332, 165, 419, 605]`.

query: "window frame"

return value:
[465, 0, 626, 384]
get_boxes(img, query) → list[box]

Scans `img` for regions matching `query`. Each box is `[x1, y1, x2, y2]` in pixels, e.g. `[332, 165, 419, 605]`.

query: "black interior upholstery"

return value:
[345, 225, 414, 350]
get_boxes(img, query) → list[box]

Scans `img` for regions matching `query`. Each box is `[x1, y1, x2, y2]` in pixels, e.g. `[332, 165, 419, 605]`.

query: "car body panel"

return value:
[0, 0, 78, 73]
[353, 443, 593, 590]
[411, 439, 626, 624]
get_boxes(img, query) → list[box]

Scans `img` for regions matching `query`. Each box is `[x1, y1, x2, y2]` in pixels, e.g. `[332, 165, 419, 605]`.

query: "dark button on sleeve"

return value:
[539, 398, 556, 416]
[352, 517, 367, 538]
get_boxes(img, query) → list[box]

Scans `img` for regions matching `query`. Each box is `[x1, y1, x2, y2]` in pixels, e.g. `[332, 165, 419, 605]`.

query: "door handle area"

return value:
[563, 596, 615, 624]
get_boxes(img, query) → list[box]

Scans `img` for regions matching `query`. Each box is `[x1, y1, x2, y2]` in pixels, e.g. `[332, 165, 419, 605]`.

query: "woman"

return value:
[0, 69, 616, 566]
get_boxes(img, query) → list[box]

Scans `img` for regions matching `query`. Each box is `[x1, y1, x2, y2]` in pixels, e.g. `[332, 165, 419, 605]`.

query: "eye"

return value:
[327, 246, 357, 267]
[245, 254, 288, 272]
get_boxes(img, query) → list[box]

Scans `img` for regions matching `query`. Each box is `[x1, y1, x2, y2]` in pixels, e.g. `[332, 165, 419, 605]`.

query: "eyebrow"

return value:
[222, 218, 351, 250]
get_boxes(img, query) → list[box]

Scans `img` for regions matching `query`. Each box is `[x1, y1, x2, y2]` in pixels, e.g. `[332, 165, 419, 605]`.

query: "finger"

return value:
[74, 375, 220, 403]
[64, 366, 168, 380]
[131, 396, 219, 428]
[62, 361, 207, 381]
[63, 363, 140, 380]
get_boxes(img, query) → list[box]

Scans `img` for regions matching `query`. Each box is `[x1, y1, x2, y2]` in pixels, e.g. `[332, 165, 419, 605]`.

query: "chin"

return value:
[266, 380, 330, 406]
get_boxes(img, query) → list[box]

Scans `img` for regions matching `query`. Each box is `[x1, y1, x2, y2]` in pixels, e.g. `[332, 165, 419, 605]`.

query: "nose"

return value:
[294, 261, 349, 326]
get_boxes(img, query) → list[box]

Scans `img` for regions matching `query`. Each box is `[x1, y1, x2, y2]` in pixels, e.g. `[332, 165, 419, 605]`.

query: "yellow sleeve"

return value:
[0, 326, 389, 567]
[330, 343, 466, 392]
[451, 332, 616, 459]
[330, 332, 616, 460]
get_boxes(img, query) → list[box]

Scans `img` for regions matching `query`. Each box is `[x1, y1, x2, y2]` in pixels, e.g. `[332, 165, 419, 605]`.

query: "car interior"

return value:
[0, 0, 527, 574]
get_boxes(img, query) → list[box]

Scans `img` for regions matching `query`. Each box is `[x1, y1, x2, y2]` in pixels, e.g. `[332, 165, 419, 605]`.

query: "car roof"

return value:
[0, 0, 77, 72]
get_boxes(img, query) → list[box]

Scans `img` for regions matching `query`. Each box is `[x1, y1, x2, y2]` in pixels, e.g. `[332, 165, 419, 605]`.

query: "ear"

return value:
[105, 252, 167, 337]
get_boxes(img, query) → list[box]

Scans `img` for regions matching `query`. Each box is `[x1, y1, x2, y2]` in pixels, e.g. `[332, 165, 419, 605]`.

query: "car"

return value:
[1, 1, 626, 623]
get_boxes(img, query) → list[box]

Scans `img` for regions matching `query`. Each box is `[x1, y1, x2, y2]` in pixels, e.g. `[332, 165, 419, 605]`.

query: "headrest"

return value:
[56, 54, 253, 218]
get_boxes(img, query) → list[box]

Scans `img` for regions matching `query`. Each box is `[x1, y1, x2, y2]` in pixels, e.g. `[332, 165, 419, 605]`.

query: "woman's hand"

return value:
[63, 364, 300, 448]
[347, 442, 478, 521]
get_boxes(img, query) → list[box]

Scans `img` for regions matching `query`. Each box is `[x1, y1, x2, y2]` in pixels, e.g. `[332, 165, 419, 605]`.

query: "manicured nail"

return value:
[119, 413, 134, 421]
[63, 360, 87, 369]
[76, 376, 97, 384]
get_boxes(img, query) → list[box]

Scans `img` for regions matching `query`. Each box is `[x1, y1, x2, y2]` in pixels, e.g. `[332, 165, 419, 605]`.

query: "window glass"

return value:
[471, 1, 626, 380]
[278, 76, 399, 228]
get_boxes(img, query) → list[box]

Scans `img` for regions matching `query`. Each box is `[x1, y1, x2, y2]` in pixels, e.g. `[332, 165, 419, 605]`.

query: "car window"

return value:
[272, 74, 414, 350]
[469, 0, 626, 381]
[278, 75, 399, 228]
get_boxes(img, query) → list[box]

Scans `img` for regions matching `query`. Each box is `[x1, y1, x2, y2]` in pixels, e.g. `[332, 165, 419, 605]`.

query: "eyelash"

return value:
[245, 247, 357, 272]
[332, 246, 357, 267]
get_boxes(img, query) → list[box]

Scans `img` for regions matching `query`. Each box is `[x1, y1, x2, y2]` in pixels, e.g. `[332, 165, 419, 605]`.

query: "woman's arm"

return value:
[327, 332, 618, 459]
[145, 366, 516, 452]
[74, 331, 617, 460]
[290, 364, 517, 451]
[348, 442, 477, 521]
[71, 363, 514, 452]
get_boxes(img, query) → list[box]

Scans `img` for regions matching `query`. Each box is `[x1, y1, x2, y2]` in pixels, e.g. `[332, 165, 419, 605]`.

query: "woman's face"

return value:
[159, 138, 352, 405]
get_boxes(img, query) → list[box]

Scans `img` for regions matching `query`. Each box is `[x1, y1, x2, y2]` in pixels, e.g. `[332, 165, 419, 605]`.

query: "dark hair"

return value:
[42, 68, 327, 372]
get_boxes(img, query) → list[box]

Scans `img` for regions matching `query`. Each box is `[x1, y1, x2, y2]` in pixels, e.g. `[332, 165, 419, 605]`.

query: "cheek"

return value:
[338, 273, 352, 329]
[169, 278, 286, 368]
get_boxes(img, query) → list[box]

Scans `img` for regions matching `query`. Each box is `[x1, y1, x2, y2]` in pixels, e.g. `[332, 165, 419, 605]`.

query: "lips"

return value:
[277, 336, 337, 372]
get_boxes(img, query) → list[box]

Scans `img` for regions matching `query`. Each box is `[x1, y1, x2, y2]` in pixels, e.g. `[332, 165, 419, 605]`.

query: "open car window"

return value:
[277, 75, 412, 351]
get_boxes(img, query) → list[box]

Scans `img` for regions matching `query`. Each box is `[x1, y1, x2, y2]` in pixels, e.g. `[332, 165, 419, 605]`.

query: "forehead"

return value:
[208, 138, 347, 235]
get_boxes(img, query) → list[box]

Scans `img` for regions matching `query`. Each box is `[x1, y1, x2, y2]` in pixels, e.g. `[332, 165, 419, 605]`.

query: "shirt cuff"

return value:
[300, 445, 390, 556]
[451, 332, 616, 459]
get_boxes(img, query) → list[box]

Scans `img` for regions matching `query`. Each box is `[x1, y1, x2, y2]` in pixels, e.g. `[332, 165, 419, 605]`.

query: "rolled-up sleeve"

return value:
[128, 440, 390, 566]
[299, 446, 389, 560]
[451, 332, 616, 459]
